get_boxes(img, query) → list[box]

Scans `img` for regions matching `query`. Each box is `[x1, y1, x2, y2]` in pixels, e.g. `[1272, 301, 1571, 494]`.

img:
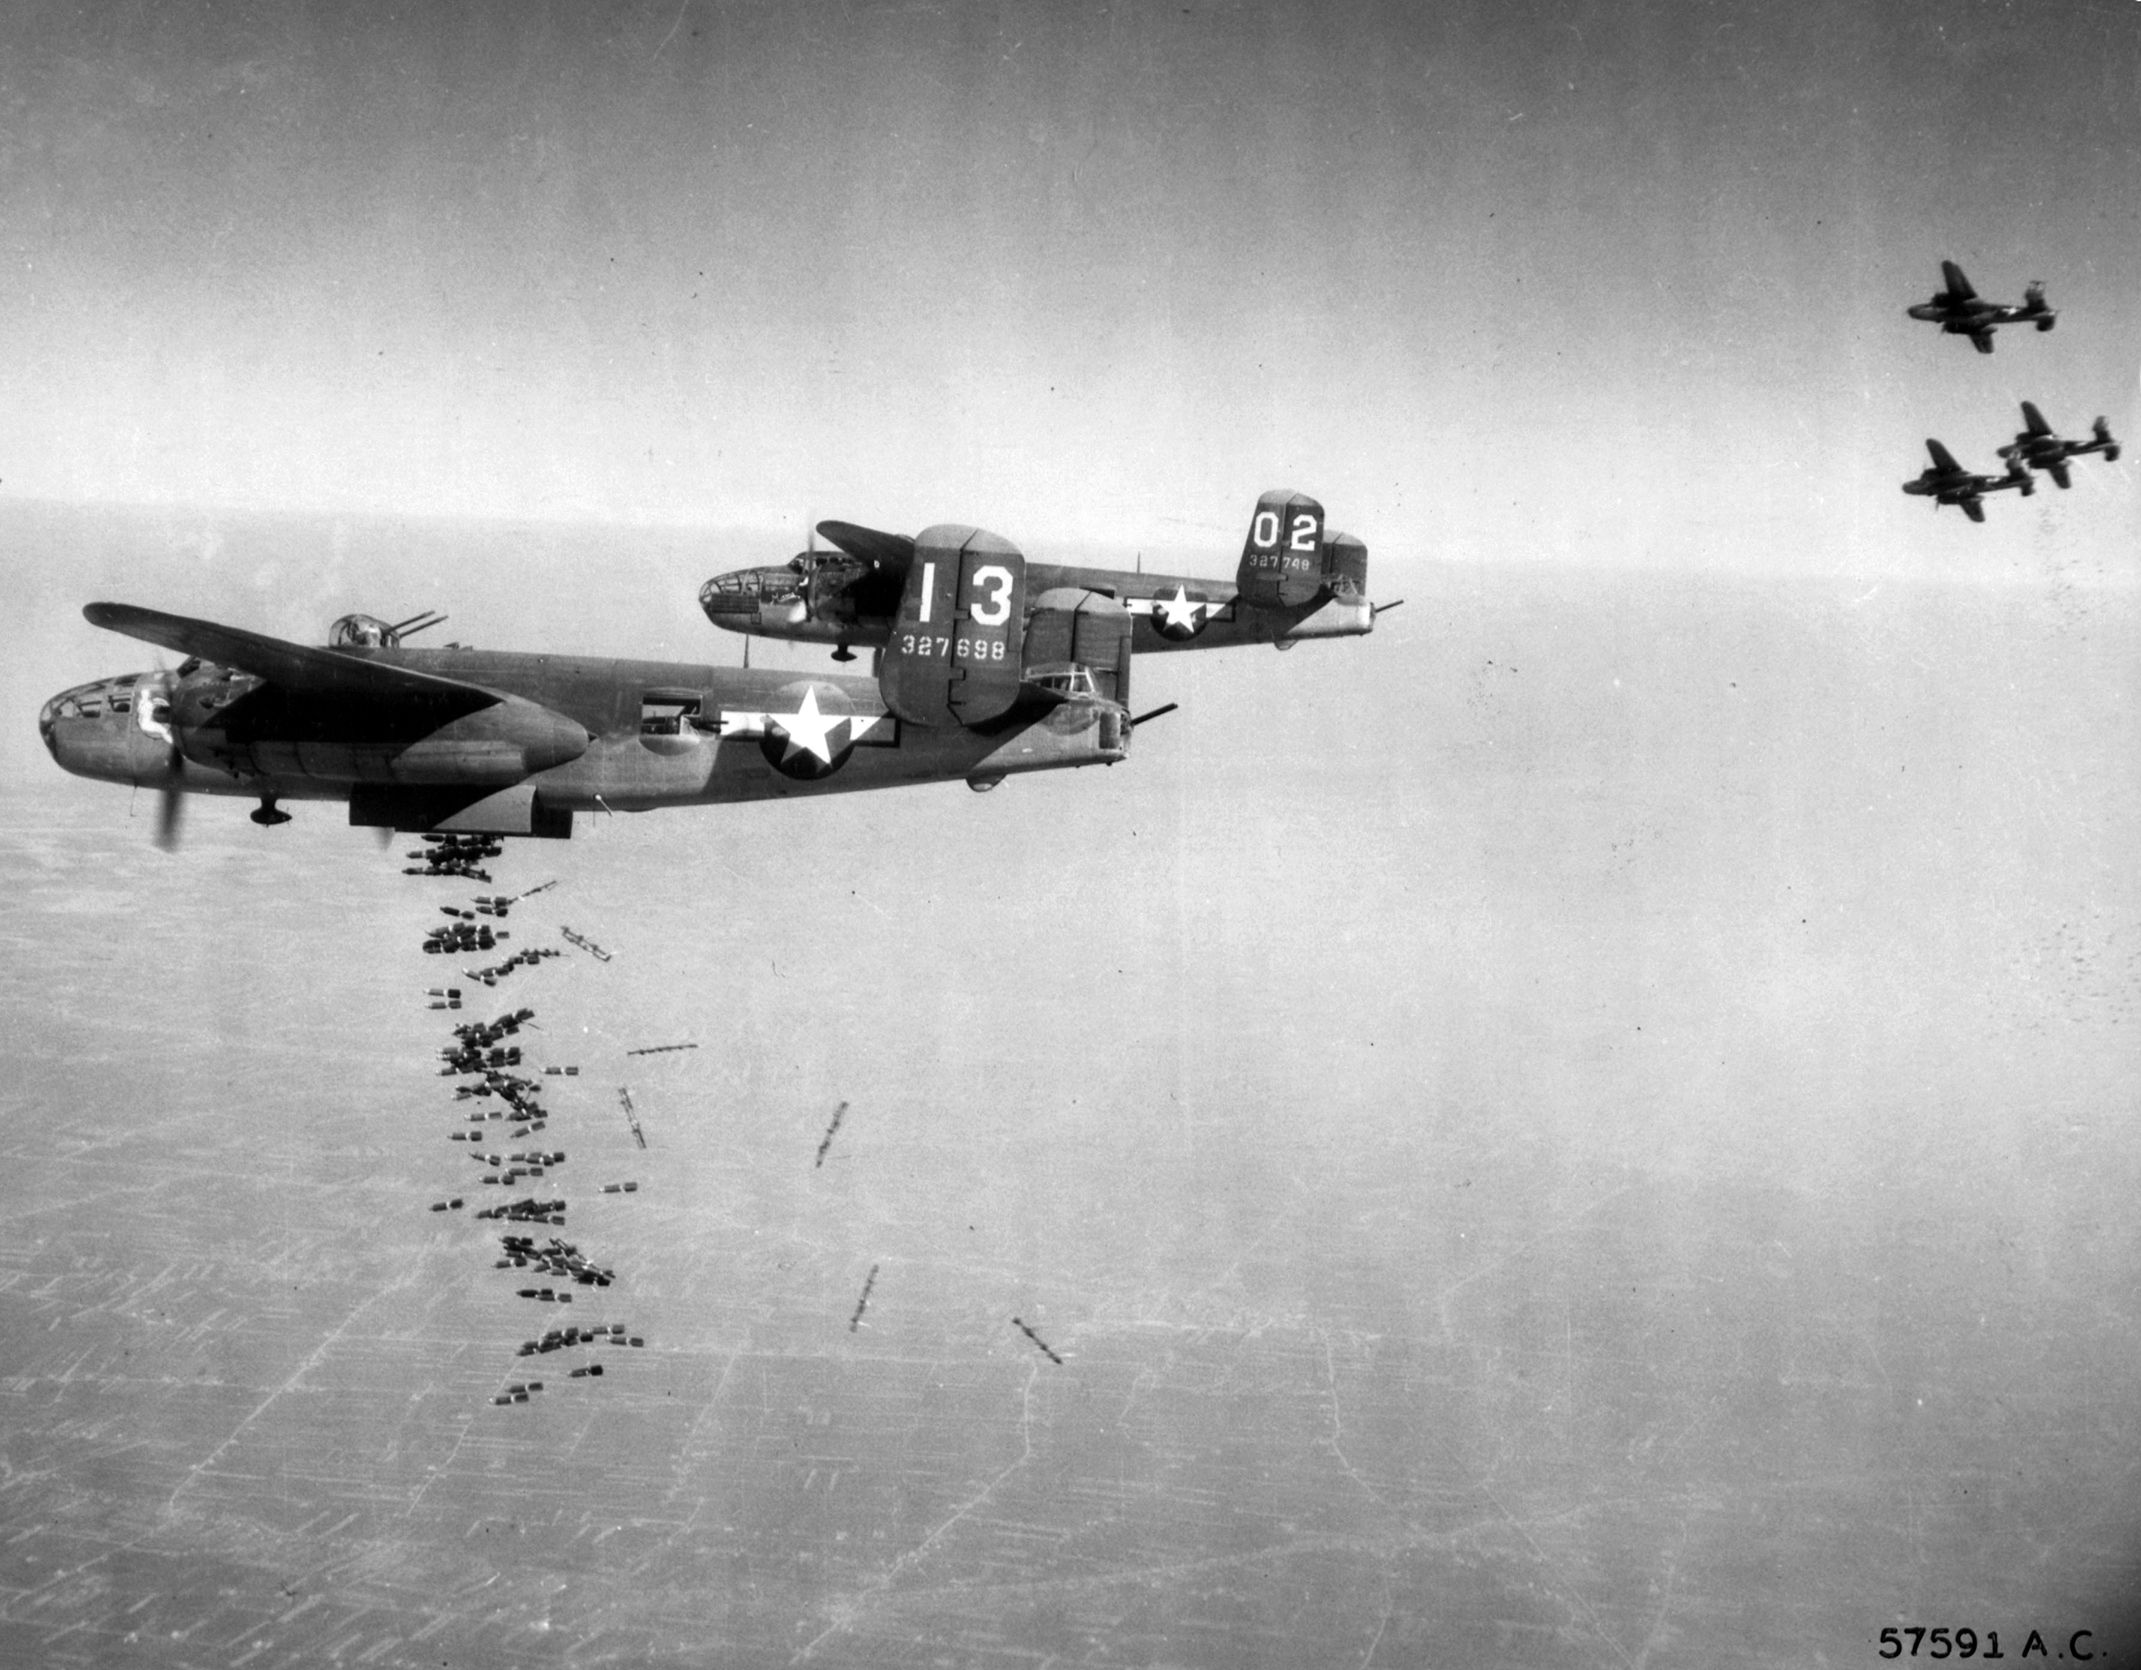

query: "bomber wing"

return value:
[84, 603, 503, 716]
[815, 520, 916, 571]
[2047, 460, 2072, 490]
[1925, 439, 1963, 475]
[1941, 260, 1975, 300]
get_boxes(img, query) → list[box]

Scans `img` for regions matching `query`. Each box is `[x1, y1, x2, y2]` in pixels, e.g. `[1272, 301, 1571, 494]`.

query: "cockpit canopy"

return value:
[700, 565, 805, 607]
[39, 672, 142, 723]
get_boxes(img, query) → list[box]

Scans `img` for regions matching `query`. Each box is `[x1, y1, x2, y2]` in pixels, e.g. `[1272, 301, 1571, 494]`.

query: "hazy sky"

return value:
[4, 0, 2136, 586]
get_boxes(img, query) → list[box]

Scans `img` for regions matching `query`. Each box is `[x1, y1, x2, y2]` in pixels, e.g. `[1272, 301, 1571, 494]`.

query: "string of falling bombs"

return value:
[817, 1110, 888, 1341]
[415, 854, 1077, 1378]
[560, 926, 611, 961]
[403, 848, 644, 1407]
[814, 1100, 848, 1168]
[1012, 1317, 1065, 1367]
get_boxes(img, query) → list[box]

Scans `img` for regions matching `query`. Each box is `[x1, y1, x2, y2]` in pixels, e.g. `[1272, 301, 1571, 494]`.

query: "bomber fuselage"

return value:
[41, 643, 1128, 837]
[700, 558, 1372, 655]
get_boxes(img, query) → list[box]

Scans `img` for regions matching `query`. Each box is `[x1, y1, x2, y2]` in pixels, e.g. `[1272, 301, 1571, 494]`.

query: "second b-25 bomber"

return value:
[699, 489, 1387, 664]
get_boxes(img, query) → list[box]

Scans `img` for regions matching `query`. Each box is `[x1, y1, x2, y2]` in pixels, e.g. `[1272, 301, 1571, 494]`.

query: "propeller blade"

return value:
[1372, 598, 1405, 619]
[1131, 702, 1179, 727]
[155, 784, 184, 851]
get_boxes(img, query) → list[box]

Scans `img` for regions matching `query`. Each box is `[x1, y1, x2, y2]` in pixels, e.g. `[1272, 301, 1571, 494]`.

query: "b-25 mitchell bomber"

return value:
[1997, 401, 2120, 490]
[1906, 260, 2055, 354]
[1901, 438, 2035, 523]
[699, 490, 1389, 663]
[40, 546, 1182, 843]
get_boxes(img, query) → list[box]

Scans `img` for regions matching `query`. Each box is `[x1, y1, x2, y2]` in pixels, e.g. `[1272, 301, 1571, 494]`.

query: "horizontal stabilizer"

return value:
[85, 603, 502, 715]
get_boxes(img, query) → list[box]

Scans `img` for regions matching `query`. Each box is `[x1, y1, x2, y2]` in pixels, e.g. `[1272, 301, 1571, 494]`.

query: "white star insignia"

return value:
[767, 684, 842, 765]
[719, 687, 884, 765]
[1153, 586, 1205, 634]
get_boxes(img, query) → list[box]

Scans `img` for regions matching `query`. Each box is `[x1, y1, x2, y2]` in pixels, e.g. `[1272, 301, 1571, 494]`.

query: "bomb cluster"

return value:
[402, 843, 654, 1408]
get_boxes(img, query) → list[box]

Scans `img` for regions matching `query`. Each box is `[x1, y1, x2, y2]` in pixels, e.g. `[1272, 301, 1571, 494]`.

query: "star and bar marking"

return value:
[719, 685, 887, 768]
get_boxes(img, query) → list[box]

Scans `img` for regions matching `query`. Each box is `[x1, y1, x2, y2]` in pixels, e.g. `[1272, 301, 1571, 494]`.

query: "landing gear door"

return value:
[877, 524, 1026, 728]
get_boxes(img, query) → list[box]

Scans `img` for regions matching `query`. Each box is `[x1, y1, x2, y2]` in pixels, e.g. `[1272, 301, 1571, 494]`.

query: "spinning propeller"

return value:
[135, 668, 187, 851]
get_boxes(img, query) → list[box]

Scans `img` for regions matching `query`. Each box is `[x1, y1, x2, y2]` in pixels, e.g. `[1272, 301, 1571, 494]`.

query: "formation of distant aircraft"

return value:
[42, 491, 1386, 843]
[1906, 260, 2055, 355]
[1901, 263, 2118, 524]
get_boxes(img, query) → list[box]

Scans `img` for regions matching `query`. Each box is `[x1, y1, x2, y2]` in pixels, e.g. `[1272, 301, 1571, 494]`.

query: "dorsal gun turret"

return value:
[328, 610, 448, 649]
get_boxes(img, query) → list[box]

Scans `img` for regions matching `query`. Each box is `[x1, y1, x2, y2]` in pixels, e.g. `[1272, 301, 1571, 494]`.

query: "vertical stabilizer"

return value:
[1235, 490, 1326, 609]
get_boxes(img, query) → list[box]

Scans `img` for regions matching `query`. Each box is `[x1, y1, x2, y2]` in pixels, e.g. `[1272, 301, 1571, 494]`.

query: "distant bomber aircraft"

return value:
[1901, 438, 2035, 523]
[40, 543, 1209, 843]
[1997, 401, 2119, 490]
[699, 490, 1392, 664]
[1907, 260, 2055, 354]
